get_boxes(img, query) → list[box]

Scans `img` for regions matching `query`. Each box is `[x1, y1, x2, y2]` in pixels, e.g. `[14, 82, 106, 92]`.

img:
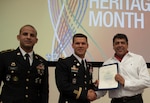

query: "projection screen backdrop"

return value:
[0, 0, 150, 62]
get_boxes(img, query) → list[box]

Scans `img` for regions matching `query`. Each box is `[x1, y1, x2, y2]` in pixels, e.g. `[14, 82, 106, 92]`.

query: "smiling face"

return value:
[113, 38, 128, 57]
[17, 25, 38, 52]
[72, 37, 88, 59]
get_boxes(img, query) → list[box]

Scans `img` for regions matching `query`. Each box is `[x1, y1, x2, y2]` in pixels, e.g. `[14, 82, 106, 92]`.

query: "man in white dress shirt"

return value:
[97, 33, 150, 103]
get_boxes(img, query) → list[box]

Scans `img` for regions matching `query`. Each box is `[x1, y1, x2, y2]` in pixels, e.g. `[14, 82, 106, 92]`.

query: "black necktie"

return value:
[25, 53, 30, 66]
[82, 59, 85, 70]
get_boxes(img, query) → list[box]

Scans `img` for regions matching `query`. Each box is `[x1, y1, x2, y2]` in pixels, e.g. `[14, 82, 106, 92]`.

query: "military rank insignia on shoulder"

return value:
[0, 49, 14, 54]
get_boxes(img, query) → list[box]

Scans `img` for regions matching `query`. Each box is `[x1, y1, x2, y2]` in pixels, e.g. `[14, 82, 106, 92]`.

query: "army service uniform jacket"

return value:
[55, 54, 95, 103]
[0, 48, 49, 103]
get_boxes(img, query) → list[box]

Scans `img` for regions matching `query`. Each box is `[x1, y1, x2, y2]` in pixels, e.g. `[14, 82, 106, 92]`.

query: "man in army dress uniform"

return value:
[0, 25, 49, 103]
[55, 33, 97, 103]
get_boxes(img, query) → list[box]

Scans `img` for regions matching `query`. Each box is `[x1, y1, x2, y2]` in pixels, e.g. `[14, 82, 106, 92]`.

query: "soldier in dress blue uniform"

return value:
[0, 25, 49, 103]
[55, 33, 97, 103]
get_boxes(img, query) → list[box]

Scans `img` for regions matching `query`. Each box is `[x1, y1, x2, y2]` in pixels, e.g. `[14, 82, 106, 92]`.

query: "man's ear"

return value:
[35, 38, 38, 43]
[17, 34, 20, 41]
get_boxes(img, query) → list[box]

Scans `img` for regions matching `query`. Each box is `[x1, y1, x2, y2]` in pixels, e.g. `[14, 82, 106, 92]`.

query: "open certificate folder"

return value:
[98, 63, 119, 90]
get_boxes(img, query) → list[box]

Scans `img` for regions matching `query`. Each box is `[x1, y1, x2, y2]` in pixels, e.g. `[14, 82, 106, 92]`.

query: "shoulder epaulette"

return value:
[0, 49, 15, 53]
[35, 54, 46, 61]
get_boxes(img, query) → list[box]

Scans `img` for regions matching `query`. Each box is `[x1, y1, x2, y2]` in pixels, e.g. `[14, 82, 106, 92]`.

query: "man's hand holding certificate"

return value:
[98, 63, 118, 90]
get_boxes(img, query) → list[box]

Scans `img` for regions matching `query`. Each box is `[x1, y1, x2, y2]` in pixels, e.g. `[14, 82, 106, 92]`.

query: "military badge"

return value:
[35, 55, 38, 59]
[71, 65, 78, 72]
[11, 62, 16, 66]
[39, 78, 42, 84]
[72, 78, 77, 84]
[89, 67, 93, 74]
[36, 63, 45, 75]
[17, 52, 21, 55]
[35, 78, 38, 83]
[13, 76, 18, 81]
[35, 77, 42, 84]
[9, 62, 18, 71]
[9, 66, 18, 71]
[88, 63, 93, 75]
[6, 74, 11, 81]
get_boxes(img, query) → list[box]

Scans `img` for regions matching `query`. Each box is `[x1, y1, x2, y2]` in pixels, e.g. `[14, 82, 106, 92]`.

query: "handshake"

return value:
[87, 80, 99, 101]
[87, 89, 97, 101]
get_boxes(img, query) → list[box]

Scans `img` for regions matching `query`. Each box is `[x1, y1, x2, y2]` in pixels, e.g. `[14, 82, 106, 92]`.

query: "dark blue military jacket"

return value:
[55, 55, 96, 103]
[0, 48, 49, 103]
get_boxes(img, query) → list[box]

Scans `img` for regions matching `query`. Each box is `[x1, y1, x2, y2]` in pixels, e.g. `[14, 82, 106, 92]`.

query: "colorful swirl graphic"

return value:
[47, 0, 106, 61]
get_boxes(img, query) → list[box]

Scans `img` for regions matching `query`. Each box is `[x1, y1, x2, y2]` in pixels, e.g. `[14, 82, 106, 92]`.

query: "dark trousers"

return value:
[111, 94, 143, 103]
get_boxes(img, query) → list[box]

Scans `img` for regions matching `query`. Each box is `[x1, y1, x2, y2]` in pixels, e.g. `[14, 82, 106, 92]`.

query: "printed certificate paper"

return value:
[98, 63, 118, 90]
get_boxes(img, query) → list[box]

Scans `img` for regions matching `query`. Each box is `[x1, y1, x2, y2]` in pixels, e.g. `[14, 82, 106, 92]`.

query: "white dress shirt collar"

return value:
[19, 47, 33, 60]
[73, 53, 86, 63]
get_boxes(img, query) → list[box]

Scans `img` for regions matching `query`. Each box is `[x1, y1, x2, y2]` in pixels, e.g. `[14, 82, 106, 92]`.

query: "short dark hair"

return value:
[113, 33, 128, 44]
[73, 33, 87, 43]
[19, 24, 37, 35]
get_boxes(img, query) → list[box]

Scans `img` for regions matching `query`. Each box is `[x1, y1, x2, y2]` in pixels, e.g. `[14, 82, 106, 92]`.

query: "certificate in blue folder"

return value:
[98, 63, 119, 90]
